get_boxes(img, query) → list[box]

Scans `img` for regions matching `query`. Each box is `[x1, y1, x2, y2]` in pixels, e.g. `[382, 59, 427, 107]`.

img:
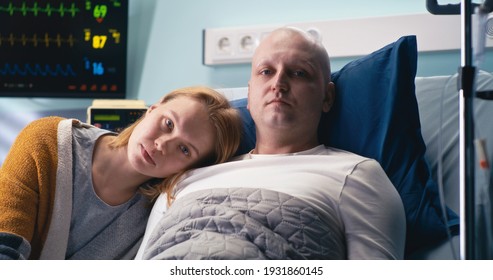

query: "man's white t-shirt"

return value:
[136, 145, 406, 259]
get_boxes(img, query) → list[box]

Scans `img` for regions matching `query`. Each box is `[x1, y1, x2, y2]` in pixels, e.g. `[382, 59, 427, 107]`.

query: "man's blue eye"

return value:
[260, 69, 272, 75]
[293, 70, 306, 77]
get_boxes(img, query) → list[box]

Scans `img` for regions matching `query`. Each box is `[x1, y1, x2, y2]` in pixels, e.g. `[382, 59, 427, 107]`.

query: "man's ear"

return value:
[322, 82, 335, 113]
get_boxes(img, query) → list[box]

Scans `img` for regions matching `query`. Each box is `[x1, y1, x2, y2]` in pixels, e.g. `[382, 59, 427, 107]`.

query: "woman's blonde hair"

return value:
[109, 86, 243, 203]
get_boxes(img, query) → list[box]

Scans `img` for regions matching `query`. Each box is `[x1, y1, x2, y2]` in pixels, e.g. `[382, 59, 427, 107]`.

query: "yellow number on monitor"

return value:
[109, 29, 121, 44]
[92, 35, 107, 49]
[84, 29, 91, 41]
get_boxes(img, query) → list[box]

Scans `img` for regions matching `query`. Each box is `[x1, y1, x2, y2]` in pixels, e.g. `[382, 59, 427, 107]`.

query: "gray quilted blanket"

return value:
[142, 188, 346, 259]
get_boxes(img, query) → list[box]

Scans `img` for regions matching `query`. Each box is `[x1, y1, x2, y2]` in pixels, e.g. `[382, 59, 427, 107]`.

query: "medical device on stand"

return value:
[87, 99, 147, 133]
[426, 0, 493, 260]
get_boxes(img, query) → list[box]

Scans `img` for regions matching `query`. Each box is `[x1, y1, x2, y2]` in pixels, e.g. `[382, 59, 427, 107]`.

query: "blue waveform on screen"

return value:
[0, 63, 77, 77]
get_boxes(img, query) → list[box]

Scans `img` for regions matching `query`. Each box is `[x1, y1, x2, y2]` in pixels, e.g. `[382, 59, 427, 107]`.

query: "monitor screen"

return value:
[0, 0, 128, 98]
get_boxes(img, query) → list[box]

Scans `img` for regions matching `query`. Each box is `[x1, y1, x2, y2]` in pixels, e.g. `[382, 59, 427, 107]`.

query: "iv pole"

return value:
[459, 0, 477, 260]
[426, 0, 478, 260]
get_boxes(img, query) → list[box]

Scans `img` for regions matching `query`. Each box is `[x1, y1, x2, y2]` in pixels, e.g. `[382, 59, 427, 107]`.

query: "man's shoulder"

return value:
[323, 146, 386, 170]
[323, 146, 366, 158]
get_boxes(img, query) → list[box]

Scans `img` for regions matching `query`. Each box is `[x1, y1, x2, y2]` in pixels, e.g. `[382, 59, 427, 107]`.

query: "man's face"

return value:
[247, 31, 332, 138]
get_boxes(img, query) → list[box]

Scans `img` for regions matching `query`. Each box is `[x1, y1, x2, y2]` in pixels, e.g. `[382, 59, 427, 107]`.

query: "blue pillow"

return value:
[231, 35, 459, 256]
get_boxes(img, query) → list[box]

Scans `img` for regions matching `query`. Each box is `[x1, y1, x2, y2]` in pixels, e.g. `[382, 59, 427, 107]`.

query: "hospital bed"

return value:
[217, 68, 493, 259]
[217, 35, 493, 259]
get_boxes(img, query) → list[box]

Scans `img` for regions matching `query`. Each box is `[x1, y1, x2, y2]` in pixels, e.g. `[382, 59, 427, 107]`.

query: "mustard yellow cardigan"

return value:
[1, 117, 151, 260]
[0, 117, 69, 259]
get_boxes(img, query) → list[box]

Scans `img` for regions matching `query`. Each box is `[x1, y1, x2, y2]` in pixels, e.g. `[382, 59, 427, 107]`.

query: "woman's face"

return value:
[127, 96, 215, 178]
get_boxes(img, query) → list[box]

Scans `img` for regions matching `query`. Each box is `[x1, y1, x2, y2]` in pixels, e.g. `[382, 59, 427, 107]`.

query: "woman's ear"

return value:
[147, 104, 158, 114]
[322, 82, 335, 113]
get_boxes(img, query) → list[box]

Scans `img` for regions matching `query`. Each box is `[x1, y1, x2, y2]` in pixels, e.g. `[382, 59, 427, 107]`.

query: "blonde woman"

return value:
[0, 86, 243, 260]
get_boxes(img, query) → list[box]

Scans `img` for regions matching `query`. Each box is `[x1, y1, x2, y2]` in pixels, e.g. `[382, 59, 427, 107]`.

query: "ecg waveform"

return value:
[0, 63, 77, 77]
[0, 2, 80, 17]
[0, 0, 127, 98]
[0, 33, 76, 47]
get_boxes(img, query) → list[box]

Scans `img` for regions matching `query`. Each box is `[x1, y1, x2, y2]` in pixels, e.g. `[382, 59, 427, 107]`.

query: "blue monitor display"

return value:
[0, 0, 128, 98]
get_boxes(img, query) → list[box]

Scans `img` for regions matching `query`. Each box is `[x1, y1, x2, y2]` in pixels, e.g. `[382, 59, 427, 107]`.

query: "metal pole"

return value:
[459, 0, 476, 260]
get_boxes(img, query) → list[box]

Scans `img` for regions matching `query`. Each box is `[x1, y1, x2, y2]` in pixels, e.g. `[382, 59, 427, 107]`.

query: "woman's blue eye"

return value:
[180, 145, 190, 156]
[165, 119, 174, 130]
